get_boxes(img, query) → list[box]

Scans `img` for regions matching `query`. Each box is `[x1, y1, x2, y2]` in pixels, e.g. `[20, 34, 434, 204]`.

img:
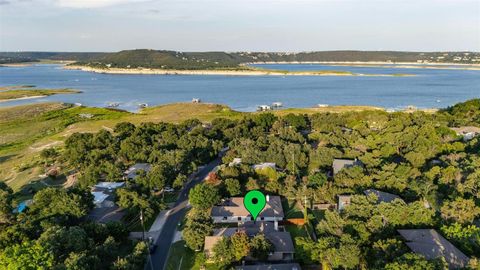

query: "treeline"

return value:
[73, 50, 480, 69]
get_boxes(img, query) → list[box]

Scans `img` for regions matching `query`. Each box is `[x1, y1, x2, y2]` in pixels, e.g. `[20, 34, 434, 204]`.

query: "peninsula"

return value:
[0, 86, 81, 102]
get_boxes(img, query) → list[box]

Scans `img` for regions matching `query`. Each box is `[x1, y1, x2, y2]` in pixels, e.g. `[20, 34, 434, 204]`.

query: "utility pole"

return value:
[140, 209, 146, 241]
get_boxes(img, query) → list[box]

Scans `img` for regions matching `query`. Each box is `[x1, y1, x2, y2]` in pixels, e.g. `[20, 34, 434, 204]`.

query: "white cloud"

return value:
[55, 0, 148, 8]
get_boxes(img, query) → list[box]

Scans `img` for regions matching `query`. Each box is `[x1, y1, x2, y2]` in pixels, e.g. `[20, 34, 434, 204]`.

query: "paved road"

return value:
[146, 155, 222, 270]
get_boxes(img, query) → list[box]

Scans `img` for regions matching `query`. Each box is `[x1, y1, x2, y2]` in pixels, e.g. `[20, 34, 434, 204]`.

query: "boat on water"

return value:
[107, 102, 120, 108]
[272, 102, 283, 108]
[138, 103, 148, 108]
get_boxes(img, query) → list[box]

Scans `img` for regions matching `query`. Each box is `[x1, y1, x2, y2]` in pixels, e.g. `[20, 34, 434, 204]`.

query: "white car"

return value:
[164, 187, 174, 192]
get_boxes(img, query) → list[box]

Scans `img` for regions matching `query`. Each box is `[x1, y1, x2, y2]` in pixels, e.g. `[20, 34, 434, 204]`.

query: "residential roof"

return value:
[364, 189, 403, 203]
[235, 263, 301, 270]
[124, 163, 151, 179]
[398, 229, 469, 269]
[204, 223, 294, 255]
[332, 159, 362, 175]
[265, 232, 295, 253]
[92, 191, 109, 205]
[94, 182, 125, 190]
[450, 126, 480, 135]
[252, 163, 277, 170]
[211, 196, 284, 218]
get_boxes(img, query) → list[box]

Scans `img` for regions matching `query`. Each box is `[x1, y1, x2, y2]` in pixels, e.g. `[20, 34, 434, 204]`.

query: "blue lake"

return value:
[0, 64, 479, 112]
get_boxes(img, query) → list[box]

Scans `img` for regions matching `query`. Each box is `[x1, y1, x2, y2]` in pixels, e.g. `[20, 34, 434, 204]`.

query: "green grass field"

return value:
[0, 87, 80, 101]
[165, 240, 222, 270]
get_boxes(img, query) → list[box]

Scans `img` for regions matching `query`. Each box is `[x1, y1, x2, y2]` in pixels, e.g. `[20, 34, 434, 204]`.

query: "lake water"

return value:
[0, 64, 479, 112]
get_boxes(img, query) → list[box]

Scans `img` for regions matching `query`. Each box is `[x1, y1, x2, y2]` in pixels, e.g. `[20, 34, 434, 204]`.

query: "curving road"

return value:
[145, 155, 222, 270]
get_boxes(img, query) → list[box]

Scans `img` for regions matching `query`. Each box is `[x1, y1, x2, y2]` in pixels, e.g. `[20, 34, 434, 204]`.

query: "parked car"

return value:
[164, 187, 174, 192]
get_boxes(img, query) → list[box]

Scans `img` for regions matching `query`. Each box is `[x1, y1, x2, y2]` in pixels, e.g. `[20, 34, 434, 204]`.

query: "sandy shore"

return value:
[64, 65, 412, 77]
[0, 95, 46, 103]
[247, 61, 480, 71]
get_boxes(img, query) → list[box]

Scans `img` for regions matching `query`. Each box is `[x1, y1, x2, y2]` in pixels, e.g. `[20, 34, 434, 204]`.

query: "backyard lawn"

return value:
[165, 240, 223, 270]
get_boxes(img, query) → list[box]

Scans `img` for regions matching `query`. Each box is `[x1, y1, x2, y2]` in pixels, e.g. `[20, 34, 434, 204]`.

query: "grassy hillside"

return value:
[0, 87, 80, 101]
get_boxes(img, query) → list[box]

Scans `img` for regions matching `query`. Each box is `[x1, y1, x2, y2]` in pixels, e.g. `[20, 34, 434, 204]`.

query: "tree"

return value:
[173, 174, 187, 189]
[29, 188, 89, 220]
[441, 197, 480, 224]
[231, 231, 250, 261]
[212, 237, 234, 267]
[225, 178, 241, 196]
[188, 183, 220, 210]
[0, 182, 13, 224]
[183, 210, 213, 251]
[0, 241, 54, 269]
[385, 253, 446, 270]
[250, 234, 273, 261]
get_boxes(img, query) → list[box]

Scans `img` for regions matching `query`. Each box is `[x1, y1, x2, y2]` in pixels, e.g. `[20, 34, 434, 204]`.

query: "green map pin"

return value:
[244, 190, 266, 222]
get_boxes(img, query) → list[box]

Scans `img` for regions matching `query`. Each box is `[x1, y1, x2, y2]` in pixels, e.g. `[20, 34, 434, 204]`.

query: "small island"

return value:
[0, 86, 81, 102]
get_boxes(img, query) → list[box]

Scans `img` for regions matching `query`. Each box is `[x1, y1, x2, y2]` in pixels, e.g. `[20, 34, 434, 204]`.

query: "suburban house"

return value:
[337, 189, 402, 211]
[363, 189, 403, 203]
[204, 221, 295, 262]
[211, 195, 284, 224]
[235, 263, 301, 270]
[332, 158, 362, 175]
[450, 126, 480, 141]
[124, 163, 151, 179]
[398, 229, 469, 269]
[88, 182, 125, 223]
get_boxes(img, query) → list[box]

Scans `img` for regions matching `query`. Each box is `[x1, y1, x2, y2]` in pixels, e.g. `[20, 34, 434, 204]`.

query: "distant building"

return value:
[450, 126, 480, 141]
[398, 229, 469, 269]
[205, 221, 295, 262]
[364, 189, 403, 203]
[211, 196, 284, 224]
[332, 159, 362, 175]
[124, 163, 151, 179]
[235, 264, 301, 270]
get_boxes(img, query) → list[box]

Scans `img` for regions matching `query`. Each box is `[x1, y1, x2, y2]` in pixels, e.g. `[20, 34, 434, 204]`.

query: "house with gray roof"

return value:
[364, 189, 403, 203]
[332, 158, 362, 175]
[124, 163, 151, 179]
[235, 264, 301, 270]
[204, 221, 295, 262]
[398, 229, 469, 269]
[211, 195, 284, 224]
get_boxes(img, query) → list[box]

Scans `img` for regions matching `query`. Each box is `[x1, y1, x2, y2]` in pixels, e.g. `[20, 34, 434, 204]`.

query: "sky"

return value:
[0, 0, 479, 52]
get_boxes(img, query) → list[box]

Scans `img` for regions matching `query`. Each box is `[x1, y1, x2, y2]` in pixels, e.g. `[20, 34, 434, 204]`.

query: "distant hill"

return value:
[0, 52, 108, 64]
[2, 50, 479, 67]
[77, 49, 243, 70]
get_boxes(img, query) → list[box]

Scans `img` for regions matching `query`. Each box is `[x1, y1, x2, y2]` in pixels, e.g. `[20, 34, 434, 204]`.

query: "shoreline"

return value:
[246, 61, 480, 71]
[64, 65, 413, 77]
[0, 95, 46, 103]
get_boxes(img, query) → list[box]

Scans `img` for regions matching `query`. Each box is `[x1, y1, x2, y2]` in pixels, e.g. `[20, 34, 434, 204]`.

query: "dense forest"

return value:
[0, 99, 479, 269]
[74, 50, 480, 69]
[2, 50, 479, 66]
